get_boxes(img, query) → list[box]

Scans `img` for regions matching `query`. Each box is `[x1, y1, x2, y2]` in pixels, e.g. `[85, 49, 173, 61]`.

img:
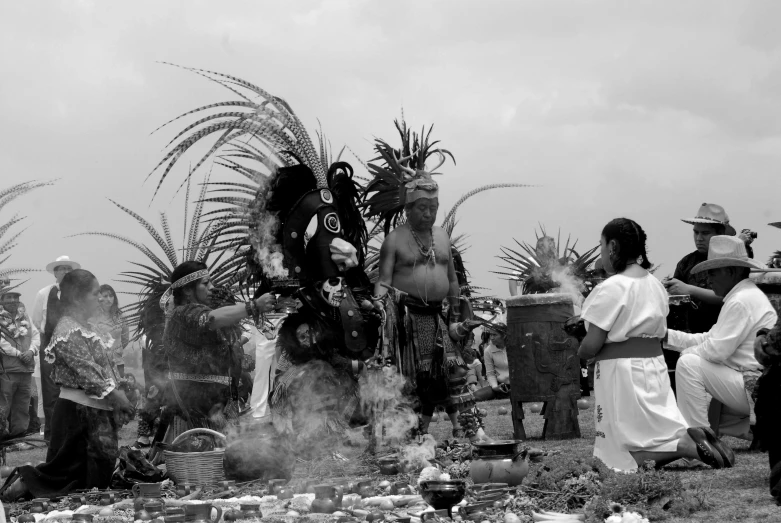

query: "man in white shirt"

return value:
[666, 236, 776, 440]
[30, 255, 80, 442]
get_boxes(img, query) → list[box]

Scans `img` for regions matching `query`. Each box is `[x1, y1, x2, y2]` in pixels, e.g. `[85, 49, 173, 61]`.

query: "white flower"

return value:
[17, 327, 28, 337]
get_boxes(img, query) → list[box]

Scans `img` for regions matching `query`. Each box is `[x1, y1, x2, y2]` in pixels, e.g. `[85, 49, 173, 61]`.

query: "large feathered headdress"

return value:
[147, 64, 367, 291]
[361, 119, 455, 234]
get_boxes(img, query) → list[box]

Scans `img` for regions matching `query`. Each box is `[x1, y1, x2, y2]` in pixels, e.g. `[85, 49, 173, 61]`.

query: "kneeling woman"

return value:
[579, 218, 734, 471]
[1, 270, 135, 500]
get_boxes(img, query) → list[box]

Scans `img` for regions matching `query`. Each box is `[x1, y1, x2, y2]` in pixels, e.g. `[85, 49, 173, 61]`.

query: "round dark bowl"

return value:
[419, 480, 466, 510]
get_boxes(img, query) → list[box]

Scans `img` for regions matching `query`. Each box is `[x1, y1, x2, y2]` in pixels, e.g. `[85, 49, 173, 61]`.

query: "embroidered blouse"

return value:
[163, 303, 238, 377]
[44, 316, 119, 399]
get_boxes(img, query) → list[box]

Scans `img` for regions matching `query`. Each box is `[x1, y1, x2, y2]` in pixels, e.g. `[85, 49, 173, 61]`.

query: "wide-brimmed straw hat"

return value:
[691, 236, 765, 274]
[681, 203, 737, 236]
[45, 255, 81, 274]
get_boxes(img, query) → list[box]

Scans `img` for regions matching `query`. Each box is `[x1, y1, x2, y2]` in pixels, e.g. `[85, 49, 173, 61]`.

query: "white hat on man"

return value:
[45, 255, 81, 274]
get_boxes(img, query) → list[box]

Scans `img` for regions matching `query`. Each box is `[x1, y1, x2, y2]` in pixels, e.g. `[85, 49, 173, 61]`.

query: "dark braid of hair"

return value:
[602, 218, 652, 274]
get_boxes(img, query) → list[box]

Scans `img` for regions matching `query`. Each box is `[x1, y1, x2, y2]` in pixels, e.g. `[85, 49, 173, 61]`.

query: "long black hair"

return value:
[46, 269, 98, 340]
[171, 260, 208, 306]
[601, 218, 652, 274]
[98, 284, 121, 318]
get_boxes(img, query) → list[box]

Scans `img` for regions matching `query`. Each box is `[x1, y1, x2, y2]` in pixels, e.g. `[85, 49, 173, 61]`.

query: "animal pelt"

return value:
[275, 309, 337, 364]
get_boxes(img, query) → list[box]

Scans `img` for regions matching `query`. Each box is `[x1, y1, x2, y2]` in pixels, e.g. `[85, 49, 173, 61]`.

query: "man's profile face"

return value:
[53, 265, 73, 283]
[693, 224, 720, 254]
[405, 197, 439, 230]
[707, 267, 734, 297]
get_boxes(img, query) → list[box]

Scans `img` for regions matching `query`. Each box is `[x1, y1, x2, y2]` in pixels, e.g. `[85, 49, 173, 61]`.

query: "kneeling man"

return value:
[666, 236, 776, 439]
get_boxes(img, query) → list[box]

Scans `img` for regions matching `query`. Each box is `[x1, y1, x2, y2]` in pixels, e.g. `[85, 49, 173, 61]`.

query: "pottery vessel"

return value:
[30, 498, 50, 513]
[145, 501, 164, 519]
[100, 491, 119, 506]
[470, 440, 529, 486]
[184, 503, 222, 523]
[311, 485, 338, 514]
[133, 482, 163, 510]
[419, 480, 466, 512]
[354, 479, 373, 497]
[378, 457, 399, 475]
[240, 503, 263, 519]
[175, 483, 194, 497]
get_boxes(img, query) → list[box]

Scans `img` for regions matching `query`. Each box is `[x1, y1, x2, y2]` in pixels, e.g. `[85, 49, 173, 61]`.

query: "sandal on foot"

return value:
[687, 427, 724, 469]
[701, 426, 735, 468]
[0, 468, 27, 502]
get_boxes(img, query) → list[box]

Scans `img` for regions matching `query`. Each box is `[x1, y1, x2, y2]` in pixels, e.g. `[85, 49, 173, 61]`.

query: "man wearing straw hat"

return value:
[666, 236, 776, 441]
[30, 255, 81, 443]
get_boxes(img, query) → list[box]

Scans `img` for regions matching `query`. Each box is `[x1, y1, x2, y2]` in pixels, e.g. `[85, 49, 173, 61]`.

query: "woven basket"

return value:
[164, 428, 226, 486]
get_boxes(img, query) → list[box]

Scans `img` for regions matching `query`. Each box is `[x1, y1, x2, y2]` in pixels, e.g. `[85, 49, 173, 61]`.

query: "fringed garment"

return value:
[162, 304, 241, 435]
[385, 295, 474, 411]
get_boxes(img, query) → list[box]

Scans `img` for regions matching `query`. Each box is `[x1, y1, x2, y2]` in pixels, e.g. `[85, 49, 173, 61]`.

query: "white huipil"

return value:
[581, 271, 688, 471]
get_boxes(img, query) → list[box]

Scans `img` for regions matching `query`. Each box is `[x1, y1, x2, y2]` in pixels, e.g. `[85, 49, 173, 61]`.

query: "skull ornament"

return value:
[319, 277, 346, 307]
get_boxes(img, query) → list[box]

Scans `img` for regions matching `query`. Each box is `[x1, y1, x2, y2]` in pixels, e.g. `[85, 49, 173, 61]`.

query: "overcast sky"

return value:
[2, 0, 781, 309]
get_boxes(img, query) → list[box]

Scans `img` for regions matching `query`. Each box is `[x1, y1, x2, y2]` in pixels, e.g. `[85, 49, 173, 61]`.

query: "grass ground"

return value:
[4, 397, 778, 521]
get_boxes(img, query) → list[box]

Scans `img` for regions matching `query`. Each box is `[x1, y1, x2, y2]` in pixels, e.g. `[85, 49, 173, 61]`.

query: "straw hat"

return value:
[45, 255, 81, 274]
[691, 236, 765, 274]
[681, 203, 737, 236]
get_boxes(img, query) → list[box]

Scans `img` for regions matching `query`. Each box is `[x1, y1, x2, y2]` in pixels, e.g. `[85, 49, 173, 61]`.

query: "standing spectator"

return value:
[94, 284, 129, 377]
[31, 255, 80, 442]
[0, 292, 39, 438]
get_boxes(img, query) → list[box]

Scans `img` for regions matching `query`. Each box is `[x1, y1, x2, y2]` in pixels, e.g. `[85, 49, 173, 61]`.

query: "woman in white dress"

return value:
[578, 218, 734, 471]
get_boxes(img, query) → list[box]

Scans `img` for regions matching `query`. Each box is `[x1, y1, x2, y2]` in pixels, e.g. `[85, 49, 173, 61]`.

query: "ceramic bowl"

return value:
[419, 480, 466, 510]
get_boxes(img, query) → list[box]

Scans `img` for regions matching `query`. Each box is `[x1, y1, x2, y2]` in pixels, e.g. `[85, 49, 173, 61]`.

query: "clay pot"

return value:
[175, 483, 194, 498]
[100, 491, 118, 506]
[240, 503, 262, 519]
[311, 485, 338, 514]
[30, 498, 50, 513]
[144, 501, 165, 519]
[378, 457, 399, 475]
[184, 503, 222, 523]
[470, 440, 529, 486]
[133, 482, 163, 511]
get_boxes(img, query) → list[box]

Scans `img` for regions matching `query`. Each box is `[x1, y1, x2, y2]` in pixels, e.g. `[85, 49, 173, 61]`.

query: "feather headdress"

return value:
[361, 119, 455, 234]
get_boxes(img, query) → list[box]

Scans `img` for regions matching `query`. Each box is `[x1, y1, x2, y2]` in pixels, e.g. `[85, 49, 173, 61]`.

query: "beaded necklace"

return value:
[410, 227, 436, 265]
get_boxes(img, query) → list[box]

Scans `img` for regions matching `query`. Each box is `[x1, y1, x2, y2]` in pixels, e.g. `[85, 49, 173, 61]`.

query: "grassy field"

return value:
[4, 397, 779, 521]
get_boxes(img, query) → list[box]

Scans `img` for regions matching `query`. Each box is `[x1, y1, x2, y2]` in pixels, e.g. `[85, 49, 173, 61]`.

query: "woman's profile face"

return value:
[81, 280, 102, 319]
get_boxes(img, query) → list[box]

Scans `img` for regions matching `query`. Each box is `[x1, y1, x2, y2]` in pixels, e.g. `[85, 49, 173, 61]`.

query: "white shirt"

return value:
[581, 271, 669, 343]
[0, 321, 40, 357]
[667, 278, 777, 372]
[31, 283, 58, 332]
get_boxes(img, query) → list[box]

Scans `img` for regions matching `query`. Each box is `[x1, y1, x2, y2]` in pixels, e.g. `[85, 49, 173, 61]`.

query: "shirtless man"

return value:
[371, 151, 484, 440]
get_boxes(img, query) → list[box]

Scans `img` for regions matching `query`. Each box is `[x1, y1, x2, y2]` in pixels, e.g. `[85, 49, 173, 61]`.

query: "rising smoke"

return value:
[248, 176, 289, 279]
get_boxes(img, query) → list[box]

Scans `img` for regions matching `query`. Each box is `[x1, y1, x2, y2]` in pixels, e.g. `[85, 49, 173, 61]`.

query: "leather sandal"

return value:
[701, 426, 735, 468]
[0, 468, 27, 502]
[687, 427, 724, 469]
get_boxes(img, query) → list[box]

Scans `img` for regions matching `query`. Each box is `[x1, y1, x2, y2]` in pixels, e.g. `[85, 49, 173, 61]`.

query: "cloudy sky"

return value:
[2, 0, 781, 308]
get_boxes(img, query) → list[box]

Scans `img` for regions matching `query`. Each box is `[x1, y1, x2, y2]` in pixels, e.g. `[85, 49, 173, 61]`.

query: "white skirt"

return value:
[593, 355, 688, 471]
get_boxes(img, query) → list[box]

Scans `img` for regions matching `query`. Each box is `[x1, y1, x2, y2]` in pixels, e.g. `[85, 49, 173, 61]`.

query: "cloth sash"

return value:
[401, 296, 463, 376]
[594, 337, 663, 363]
